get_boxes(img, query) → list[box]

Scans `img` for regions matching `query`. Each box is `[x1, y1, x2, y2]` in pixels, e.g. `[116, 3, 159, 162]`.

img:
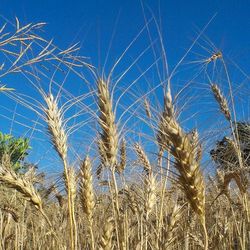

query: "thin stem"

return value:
[88, 220, 95, 250]
[63, 160, 77, 250]
[201, 219, 208, 250]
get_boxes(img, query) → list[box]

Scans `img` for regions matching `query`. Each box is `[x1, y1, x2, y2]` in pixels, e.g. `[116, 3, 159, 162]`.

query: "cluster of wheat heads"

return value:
[0, 18, 249, 250]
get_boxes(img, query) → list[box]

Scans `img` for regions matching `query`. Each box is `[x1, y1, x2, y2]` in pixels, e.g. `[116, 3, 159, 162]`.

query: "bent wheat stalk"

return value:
[0, 164, 57, 239]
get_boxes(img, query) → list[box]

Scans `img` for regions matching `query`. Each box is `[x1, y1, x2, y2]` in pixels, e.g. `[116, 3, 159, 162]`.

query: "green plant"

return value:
[0, 132, 30, 172]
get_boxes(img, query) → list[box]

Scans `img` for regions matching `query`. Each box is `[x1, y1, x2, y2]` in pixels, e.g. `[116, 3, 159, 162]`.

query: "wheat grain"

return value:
[97, 79, 118, 169]
[80, 156, 95, 221]
[134, 143, 152, 175]
[44, 94, 68, 161]
[159, 90, 208, 249]
[211, 84, 231, 121]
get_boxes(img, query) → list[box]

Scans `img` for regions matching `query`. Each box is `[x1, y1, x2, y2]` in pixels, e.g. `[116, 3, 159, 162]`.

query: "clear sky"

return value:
[0, 0, 249, 68]
[0, 0, 249, 173]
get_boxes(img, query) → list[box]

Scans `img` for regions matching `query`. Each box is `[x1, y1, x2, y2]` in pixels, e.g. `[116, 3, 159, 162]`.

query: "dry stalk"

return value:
[133, 143, 155, 248]
[144, 98, 151, 119]
[44, 93, 77, 250]
[97, 78, 120, 247]
[80, 156, 95, 250]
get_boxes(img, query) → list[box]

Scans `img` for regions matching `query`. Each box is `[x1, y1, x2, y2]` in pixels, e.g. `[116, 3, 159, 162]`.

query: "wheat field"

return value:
[0, 16, 249, 250]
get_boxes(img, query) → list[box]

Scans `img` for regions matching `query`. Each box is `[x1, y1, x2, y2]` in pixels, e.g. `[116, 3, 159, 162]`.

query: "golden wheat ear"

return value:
[134, 143, 152, 176]
[43, 93, 77, 249]
[0, 164, 43, 210]
[44, 93, 68, 161]
[159, 89, 208, 249]
[211, 84, 231, 121]
[99, 216, 114, 250]
[117, 138, 126, 174]
[80, 155, 95, 249]
[163, 204, 183, 248]
[0, 163, 58, 238]
[80, 156, 95, 221]
[1, 204, 19, 222]
[97, 79, 118, 170]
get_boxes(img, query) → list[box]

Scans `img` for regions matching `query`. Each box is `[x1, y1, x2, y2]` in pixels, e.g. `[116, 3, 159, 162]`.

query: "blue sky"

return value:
[1, 0, 249, 68]
[0, 0, 249, 173]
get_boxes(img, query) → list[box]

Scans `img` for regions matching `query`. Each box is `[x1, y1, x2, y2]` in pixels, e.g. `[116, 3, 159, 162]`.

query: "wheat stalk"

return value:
[44, 94, 68, 161]
[43, 93, 77, 250]
[144, 98, 151, 119]
[80, 156, 95, 249]
[157, 90, 174, 168]
[97, 78, 121, 247]
[80, 156, 95, 221]
[159, 90, 208, 249]
[97, 79, 118, 169]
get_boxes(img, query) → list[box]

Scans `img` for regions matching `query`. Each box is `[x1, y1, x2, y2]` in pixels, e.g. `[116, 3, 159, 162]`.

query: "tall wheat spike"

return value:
[117, 138, 126, 174]
[211, 84, 231, 121]
[159, 89, 208, 249]
[80, 156, 95, 249]
[97, 78, 121, 245]
[134, 143, 152, 175]
[97, 79, 118, 169]
[44, 93, 77, 250]
[144, 172, 156, 215]
[157, 90, 173, 167]
[80, 156, 95, 221]
[44, 94, 68, 161]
